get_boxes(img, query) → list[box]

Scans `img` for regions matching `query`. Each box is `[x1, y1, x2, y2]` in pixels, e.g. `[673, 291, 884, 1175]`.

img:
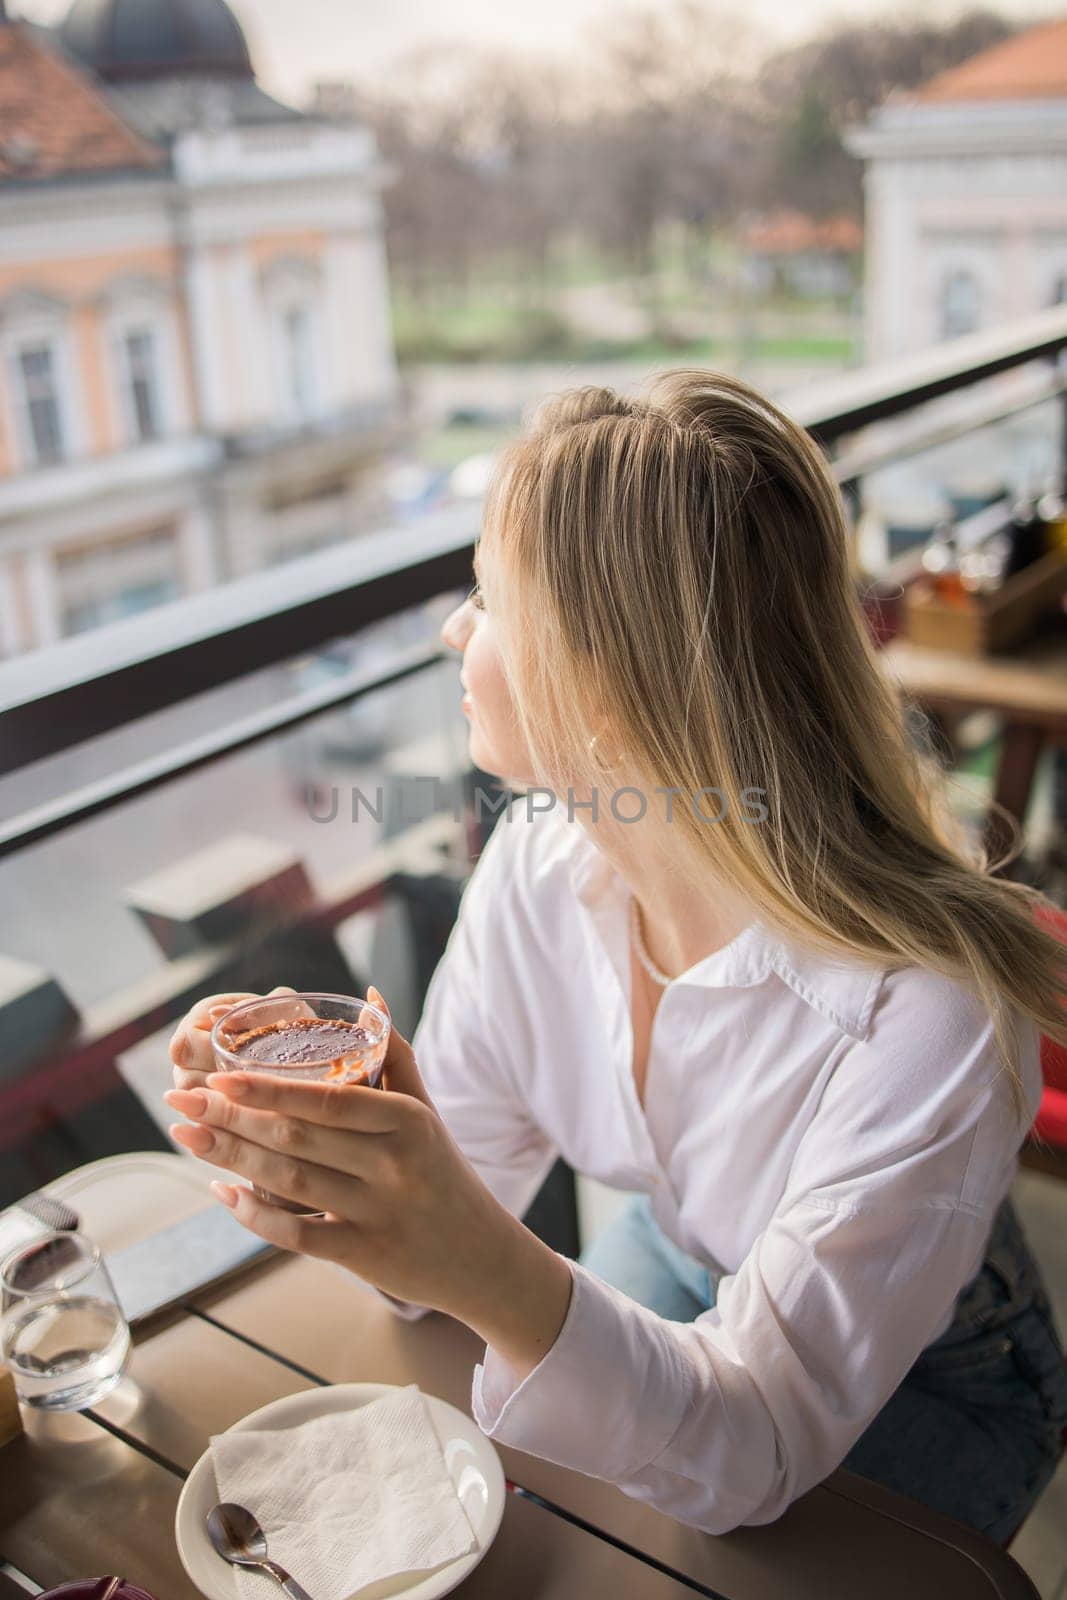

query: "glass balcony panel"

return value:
[0, 586, 498, 1205]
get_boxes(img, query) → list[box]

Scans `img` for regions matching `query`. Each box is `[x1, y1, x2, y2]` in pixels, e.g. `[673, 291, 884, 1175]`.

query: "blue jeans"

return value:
[579, 1192, 1067, 1543]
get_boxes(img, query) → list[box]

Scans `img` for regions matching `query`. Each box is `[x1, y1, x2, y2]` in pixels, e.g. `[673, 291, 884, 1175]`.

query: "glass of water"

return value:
[1, 1231, 131, 1411]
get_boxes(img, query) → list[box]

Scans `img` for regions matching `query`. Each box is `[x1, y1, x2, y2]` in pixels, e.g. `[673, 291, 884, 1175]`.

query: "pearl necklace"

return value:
[629, 895, 673, 988]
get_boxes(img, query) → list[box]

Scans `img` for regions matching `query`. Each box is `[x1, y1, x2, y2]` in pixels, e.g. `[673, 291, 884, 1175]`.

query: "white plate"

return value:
[46, 1151, 215, 1251]
[175, 1382, 506, 1600]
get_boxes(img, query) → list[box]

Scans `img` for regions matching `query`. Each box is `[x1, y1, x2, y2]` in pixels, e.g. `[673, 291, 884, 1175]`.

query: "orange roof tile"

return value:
[917, 17, 1067, 103]
[817, 215, 864, 252]
[739, 209, 862, 256]
[0, 22, 163, 183]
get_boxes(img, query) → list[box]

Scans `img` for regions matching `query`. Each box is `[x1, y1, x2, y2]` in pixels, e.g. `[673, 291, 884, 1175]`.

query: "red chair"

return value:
[1029, 902, 1067, 1169]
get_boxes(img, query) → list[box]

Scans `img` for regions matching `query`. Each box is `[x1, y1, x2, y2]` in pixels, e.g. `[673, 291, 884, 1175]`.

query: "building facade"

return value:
[846, 18, 1067, 362]
[0, 0, 397, 657]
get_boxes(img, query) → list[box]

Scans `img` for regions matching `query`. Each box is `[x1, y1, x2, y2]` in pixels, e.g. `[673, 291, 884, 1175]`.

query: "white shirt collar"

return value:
[564, 819, 885, 1043]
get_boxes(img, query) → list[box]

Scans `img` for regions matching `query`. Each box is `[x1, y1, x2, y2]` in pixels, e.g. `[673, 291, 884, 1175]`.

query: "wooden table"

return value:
[881, 615, 1067, 872]
[0, 1155, 1041, 1600]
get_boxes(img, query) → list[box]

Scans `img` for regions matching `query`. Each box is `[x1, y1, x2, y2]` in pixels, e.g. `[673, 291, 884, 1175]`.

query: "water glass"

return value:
[1, 1231, 131, 1411]
[211, 991, 390, 1214]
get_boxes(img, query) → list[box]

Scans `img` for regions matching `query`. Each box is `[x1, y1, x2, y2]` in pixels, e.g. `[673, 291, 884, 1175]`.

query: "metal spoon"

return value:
[207, 1502, 316, 1600]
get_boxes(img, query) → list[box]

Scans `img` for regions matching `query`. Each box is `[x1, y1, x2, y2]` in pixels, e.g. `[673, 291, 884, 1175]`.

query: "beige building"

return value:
[0, 0, 397, 656]
[847, 18, 1067, 362]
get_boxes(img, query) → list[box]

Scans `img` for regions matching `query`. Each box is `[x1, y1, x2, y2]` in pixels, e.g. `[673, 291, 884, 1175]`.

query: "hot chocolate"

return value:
[228, 1016, 377, 1079]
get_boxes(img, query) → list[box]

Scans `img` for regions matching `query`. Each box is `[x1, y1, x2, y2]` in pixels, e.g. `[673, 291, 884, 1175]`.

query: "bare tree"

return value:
[357, 4, 1026, 302]
[758, 10, 1020, 214]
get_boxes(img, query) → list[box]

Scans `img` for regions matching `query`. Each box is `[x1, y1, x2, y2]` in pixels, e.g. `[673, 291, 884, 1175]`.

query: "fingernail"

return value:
[165, 1088, 207, 1116]
[369, 985, 389, 1013]
[210, 1181, 238, 1208]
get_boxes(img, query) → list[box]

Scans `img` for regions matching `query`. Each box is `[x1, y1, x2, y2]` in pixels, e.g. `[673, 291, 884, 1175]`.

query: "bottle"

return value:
[1037, 491, 1067, 557]
[1003, 496, 1048, 580]
[921, 520, 971, 607]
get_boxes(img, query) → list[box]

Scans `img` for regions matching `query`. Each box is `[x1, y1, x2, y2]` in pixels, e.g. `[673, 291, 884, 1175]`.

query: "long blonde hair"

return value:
[480, 369, 1067, 1126]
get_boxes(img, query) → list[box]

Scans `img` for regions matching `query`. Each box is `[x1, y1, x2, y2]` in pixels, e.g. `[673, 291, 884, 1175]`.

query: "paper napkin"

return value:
[209, 1386, 479, 1600]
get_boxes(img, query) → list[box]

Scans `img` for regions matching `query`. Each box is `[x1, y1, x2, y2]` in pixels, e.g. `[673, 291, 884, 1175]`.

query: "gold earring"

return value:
[589, 733, 622, 773]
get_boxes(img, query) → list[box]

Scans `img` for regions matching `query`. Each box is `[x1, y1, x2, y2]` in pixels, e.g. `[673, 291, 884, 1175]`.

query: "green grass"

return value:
[745, 333, 857, 362]
[390, 256, 859, 368]
[420, 424, 514, 472]
[397, 330, 857, 367]
[391, 295, 523, 355]
[392, 296, 576, 364]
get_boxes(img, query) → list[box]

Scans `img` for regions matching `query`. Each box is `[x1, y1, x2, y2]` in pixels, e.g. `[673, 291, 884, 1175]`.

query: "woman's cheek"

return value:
[464, 694, 517, 781]
[463, 633, 537, 783]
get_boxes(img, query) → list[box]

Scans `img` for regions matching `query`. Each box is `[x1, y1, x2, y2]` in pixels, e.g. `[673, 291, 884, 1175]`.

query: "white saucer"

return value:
[175, 1382, 506, 1600]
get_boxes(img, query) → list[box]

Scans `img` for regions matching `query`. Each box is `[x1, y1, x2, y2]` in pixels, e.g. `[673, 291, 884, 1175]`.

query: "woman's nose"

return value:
[440, 600, 469, 653]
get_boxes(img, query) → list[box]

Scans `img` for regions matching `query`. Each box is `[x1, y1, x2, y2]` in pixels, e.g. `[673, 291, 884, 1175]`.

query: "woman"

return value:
[167, 371, 1067, 1542]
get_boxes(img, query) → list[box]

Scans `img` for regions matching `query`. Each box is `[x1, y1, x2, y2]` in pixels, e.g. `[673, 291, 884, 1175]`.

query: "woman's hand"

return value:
[168, 987, 310, 1092]
[164, 987, 574, 1375]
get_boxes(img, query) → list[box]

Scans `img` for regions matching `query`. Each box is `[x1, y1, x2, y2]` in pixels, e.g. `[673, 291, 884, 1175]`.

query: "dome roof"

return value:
[59, 0, 253, 83]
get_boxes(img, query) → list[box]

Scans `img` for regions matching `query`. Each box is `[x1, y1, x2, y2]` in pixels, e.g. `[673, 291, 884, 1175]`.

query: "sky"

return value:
[12, 0, 1066, 106]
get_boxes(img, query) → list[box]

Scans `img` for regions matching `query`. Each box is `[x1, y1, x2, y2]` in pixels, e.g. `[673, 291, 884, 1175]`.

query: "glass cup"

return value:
[210, 991, 391, 1215]
[1, 1230, 131, 1411]
[37, 1585, 159, 1600]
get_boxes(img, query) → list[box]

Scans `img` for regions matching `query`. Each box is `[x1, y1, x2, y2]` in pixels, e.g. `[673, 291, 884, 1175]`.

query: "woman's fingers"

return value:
[168, 987, 307, 1087]
[212, 989, 317, 1056]
[380, 1025, 434, 1108]
[367, 984, 390, 1021]
[165, 1085, 385, 1178]
[360, 985, 434, 1108]
[191, 991, 273, 1031]
[169, 991, 258, 1081]
[202, 1071, 403, 1131]
[172, 1066, 213, 1093]
[169, 1115, 354, 1215]
[210, 1182, 339, 1258]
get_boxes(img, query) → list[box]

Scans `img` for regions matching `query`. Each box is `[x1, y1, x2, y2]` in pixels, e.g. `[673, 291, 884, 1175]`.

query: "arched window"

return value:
[940, 269, 981, 340]
[280, 303, 316, 417]
[101, 275, 184, 448]
[0, 289, 83, 468]
[260, 257, 324, 424]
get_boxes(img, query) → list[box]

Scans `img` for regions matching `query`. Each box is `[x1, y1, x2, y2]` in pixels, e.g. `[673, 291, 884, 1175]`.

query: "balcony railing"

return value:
[4, 305, 1066, 789]
[1, 304, 1066, 1216]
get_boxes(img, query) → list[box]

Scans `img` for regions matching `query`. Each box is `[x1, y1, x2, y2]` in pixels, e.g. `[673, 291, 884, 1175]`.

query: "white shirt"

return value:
[400, 796, 1043, 1534]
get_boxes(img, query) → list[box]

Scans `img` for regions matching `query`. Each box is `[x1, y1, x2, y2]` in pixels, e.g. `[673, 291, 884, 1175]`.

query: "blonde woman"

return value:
[166, 372, 1067, 1542]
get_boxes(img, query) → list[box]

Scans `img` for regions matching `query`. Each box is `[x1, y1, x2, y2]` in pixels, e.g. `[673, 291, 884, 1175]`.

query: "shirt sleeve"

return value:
[367, 807, 561, 1321]
[471, 968, 1041, 1533]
